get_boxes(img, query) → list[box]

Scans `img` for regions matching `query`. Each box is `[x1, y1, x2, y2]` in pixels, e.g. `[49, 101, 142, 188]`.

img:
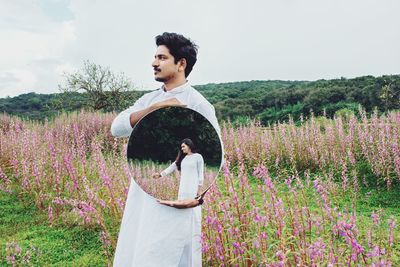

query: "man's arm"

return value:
[128, 98, 186, 126]
[127, 105, 161, 128]
[110, 97, 186, 137]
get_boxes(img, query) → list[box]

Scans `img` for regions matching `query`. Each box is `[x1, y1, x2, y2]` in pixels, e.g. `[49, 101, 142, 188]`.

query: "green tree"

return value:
[380, 80, 400, 111]
[58, 60, 135, 111]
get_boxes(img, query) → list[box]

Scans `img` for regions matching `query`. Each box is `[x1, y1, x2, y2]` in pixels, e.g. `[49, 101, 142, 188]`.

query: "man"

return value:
[111, 32, 219, 138]
[111, 32, 221, 267]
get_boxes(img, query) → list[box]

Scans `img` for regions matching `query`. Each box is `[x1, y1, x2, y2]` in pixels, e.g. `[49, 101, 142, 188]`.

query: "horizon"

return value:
[1, 72, 399, 99]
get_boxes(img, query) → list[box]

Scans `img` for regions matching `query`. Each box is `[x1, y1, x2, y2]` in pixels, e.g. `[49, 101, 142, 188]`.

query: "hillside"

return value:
[196, 75, 400, 123]
[1, 74, 399, 124]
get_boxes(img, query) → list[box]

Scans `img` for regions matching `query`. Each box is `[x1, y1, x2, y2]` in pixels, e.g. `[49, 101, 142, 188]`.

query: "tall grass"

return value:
[0, 110, 399, 265]
[128, 160, 217, 200]
[223, 109, 400, 188]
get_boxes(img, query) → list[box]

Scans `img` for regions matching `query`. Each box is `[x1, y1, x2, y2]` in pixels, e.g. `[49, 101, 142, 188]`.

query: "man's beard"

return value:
[154, 72, 173, 83]
[155, 76, 167, 82]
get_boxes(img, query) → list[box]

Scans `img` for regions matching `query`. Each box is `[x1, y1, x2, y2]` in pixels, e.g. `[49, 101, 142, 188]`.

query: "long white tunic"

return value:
[111, 82, 221, 267]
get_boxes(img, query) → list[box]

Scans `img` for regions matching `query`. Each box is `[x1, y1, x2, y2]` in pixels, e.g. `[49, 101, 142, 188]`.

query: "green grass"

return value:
[0, 191, 108, 266]
[1, 167, 399, 266]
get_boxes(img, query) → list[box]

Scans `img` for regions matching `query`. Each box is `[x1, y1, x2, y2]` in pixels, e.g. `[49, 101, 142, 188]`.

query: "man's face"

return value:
[152, 45, 182, 83]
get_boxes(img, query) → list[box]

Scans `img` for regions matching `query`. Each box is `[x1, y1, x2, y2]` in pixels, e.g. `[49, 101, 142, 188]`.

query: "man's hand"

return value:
[151, 98, 187, 109]
[157, 198, 200, 209]
[152, 172, 161, 179]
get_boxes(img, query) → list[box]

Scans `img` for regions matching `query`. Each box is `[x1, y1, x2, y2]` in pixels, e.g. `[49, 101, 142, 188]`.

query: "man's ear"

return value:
[178, 58, 187, 72]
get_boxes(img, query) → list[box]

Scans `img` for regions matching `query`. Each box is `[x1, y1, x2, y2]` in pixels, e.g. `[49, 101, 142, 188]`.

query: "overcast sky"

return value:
[0, 0, 399, 98]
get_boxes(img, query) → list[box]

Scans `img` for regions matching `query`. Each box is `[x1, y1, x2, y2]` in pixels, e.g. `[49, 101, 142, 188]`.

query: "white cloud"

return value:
[0, 0, 76, 97]
[54, 62, 75, 76]
[0, 0, 399, 98]
[0, 69, 37, 97]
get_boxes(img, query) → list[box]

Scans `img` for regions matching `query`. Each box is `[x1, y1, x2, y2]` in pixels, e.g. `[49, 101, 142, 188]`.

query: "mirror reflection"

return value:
[127, 106, 222, 201]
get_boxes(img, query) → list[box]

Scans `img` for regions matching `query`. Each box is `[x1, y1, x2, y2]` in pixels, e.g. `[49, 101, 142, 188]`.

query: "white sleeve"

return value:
[197, 154, 204, 186]
[193, 101, 221, 136]
[110, 94, 147, 137]
[160, 162, 177, 177]
[193, 101, 225, 167]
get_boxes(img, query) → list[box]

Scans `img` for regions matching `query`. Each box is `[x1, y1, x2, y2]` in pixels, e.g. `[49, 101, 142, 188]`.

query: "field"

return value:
[128, 159, 218, 200]
[0, 110, 399, 266]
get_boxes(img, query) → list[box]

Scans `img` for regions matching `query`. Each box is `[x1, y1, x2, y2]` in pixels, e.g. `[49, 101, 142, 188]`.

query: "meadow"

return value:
[127, 159, 218, 200]
[0, 109, 399, 266]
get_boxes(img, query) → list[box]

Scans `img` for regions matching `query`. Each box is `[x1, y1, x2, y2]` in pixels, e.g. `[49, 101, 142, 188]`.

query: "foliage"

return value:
[379, 78, 400, 111]
[0, 192, 106, 266]
[224, 109, 400, 188]
[0, 91, 146, 121]
[58, 60, 137, 112]
[1, 74, 400, 124]
[0, 110, 399, 265]
[127, 159, 217, 200]
[0, 92, 81, 121]
[197, 74, 400, 124]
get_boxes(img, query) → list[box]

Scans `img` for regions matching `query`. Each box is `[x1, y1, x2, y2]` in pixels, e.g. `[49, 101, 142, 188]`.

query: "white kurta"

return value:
[111, 82, 221, 267]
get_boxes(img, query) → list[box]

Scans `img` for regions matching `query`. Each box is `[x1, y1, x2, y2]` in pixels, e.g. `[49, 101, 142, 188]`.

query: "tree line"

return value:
[196, 75, 400, 124]
[1, 74, 399, 124]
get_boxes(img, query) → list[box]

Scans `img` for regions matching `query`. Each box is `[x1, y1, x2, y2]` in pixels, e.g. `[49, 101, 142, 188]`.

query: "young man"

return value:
[111, 32, 221, 267]
[111, 32, 219, 137]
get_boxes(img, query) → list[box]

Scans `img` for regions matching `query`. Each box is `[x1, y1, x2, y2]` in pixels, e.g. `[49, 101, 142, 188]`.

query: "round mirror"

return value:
[127, 106, 223, 201]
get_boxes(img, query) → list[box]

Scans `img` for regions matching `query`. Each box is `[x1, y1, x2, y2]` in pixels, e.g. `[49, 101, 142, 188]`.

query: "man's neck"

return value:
[163, 78, 187, 92]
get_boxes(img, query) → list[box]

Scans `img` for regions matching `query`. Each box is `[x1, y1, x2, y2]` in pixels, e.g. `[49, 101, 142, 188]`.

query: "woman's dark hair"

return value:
[175, 138, 196, 171]
[155, 32, 198, 78]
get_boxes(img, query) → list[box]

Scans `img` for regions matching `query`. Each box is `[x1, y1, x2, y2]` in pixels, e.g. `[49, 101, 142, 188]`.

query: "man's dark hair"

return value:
[155, 32, 198, 78]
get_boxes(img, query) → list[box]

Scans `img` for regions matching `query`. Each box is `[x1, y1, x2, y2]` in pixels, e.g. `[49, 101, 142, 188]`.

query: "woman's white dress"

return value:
[160, 153, 204, 266]
[161, 153, 204, 200]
